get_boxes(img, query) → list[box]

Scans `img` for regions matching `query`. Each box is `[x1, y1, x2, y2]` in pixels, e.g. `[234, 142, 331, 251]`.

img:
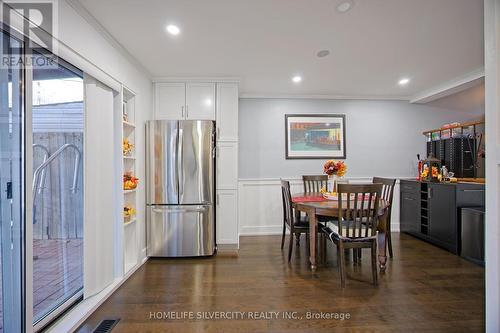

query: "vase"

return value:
[328, 175, 338, 193]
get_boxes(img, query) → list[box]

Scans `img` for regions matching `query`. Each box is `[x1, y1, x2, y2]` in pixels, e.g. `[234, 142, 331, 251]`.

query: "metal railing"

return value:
[32, 143, 82, 207]
[33, 144, 50, 194]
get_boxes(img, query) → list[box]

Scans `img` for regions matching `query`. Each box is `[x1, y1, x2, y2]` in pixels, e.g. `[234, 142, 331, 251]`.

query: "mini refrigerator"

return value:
[460, 207, 485, 266]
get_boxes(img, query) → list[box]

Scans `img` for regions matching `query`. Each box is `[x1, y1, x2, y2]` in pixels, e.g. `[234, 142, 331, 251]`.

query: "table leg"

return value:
[377, 214, 388, 272]
[309, 211, 318, 272]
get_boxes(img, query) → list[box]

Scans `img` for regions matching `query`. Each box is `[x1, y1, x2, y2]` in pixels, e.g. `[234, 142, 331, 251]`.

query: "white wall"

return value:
[239, 98, 480, 179]
[238, 98, 481, 236]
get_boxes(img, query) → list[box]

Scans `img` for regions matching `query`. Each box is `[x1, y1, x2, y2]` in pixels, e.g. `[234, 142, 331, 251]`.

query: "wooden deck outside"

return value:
[0, 238, 83, 332]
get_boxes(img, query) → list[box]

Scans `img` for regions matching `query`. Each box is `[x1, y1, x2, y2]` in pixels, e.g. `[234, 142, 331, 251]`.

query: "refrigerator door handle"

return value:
[173, 127, 179, 200]
[178, 128, 184, 199]
[152, 206, 209, 214]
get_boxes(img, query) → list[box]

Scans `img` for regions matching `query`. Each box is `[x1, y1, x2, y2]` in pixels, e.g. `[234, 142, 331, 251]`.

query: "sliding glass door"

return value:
[0, 29, 25, 333]
[31, 52, 84, 327]
[1, 18, 86, 331]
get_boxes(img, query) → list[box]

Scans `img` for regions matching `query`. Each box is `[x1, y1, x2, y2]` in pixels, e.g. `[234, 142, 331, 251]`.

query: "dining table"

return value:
[292, 192, 390, 273]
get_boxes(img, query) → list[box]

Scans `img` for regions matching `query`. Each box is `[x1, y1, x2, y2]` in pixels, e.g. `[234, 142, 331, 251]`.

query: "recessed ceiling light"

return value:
[292, 75, 302, 83]
[398, 78, 410, 86]
[166, 24, 180, 36]
[337, 1, 354, 13]
[317, 50, 330, 58]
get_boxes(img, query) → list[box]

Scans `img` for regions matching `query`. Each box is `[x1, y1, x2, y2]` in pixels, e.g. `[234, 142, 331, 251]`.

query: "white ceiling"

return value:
[77, 0, 484, 99]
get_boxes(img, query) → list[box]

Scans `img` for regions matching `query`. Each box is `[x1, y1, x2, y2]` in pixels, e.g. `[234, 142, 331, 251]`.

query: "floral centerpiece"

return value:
[323, 160, 347, 193]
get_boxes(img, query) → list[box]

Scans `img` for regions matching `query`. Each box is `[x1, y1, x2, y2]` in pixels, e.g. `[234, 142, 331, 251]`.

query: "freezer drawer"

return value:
[147, 205, 215, 257]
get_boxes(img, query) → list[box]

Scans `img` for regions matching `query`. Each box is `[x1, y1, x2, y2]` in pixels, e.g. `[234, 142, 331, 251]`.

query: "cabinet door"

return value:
[186, 83, 216, 120]
[429, 184, 457, 253]
[216, 142, 238, 190]
[400, 193, 419, 233]
[216, 190, 238, 245]
[216, 83, 239, 141]
[155, 83, 186, 120]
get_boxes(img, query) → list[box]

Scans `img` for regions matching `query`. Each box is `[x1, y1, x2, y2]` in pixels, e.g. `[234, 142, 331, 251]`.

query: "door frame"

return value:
[0, 23, 28, 333]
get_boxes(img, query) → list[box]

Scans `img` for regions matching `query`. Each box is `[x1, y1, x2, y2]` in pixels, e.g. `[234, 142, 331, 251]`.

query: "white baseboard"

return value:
[238, 177, 402, 236]
[240, 225, 283, 236]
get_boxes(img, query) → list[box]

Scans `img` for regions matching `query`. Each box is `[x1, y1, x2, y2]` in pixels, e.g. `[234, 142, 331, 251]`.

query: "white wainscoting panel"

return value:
[238, 178, 401, 236]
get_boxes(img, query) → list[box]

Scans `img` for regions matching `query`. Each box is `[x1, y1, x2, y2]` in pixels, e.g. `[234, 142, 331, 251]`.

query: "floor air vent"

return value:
[93, 319, 120, 333]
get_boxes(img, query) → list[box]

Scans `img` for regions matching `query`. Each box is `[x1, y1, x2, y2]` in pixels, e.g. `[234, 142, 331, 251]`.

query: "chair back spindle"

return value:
[336, 184, 383, 239]
[373, 177, 396, 204]
[303, 175, 328, 193]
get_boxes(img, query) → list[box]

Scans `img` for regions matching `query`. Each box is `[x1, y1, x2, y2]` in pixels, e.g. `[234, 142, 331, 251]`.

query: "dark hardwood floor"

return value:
[77, 233, 484, 333]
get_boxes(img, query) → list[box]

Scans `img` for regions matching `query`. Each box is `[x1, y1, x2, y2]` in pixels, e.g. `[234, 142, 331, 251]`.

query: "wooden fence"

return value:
[33, 132, 83, 240]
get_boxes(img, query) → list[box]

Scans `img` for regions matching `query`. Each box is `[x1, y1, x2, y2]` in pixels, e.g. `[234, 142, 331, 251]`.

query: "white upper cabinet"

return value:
[154, 82, 216, 120]
[216, 83, 239, 141]
[155, 82, 186, 120]
[185, 83, 216, 120]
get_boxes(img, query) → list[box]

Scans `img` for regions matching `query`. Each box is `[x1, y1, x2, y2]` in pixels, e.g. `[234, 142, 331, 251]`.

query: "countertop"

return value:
[400, 178, 485, 186]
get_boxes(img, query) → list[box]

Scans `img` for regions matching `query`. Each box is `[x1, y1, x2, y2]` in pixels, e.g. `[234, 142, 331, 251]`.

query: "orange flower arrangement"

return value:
[323, 160, 347, 177]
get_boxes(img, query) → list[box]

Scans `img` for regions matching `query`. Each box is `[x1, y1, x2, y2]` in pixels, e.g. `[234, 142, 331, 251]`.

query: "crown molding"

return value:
[152, 76, 241, 83]
[66, 0, 152, 79]
[239, 93, 410, 101]
[410, 67, 485, 104]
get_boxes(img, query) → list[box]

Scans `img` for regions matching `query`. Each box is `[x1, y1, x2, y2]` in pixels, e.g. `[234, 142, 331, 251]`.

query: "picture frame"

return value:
[285, 114, 346, 159]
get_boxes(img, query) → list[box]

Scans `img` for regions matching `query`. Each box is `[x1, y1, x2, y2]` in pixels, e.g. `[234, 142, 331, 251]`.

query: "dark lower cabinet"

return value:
[400, 180, 420, 234]
[400, 194, 419, 233]
[428, 183, 457, 253]
[400, 180, 484, 255]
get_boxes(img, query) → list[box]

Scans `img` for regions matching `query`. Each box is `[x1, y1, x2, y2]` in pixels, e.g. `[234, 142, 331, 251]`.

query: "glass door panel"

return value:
[31, 53, 84, 324]
[0, 30, 24, 333]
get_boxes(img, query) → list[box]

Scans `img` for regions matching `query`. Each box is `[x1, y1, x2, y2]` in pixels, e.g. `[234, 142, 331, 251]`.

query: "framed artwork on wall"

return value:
[285, 114, 346, 159]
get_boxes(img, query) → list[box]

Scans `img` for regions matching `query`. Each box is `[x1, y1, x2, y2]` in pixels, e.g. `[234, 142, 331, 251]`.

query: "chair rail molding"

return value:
[238, 177, 402, 236]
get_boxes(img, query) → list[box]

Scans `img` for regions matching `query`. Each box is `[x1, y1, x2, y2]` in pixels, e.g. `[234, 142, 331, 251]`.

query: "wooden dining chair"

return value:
[373, 177, 396, 258]
[302, 175, 328, 193]
[320, 183, 383, 288]
[281, 180, 310, 262]
[302, 175, 331, 253]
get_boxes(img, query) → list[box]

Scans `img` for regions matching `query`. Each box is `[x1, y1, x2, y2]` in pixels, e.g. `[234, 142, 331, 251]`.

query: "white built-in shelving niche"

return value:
[122, 87, 138, 274]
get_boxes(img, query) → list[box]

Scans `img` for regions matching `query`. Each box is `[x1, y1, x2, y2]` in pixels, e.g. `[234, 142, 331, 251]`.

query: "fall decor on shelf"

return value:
[123, 172, 139, 190]
[123, 138, 134, 156]
[124, 205, 136, 218]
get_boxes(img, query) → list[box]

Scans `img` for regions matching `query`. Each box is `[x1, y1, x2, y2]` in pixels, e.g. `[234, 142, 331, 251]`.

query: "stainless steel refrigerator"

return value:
[146, 120, 215, 257]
